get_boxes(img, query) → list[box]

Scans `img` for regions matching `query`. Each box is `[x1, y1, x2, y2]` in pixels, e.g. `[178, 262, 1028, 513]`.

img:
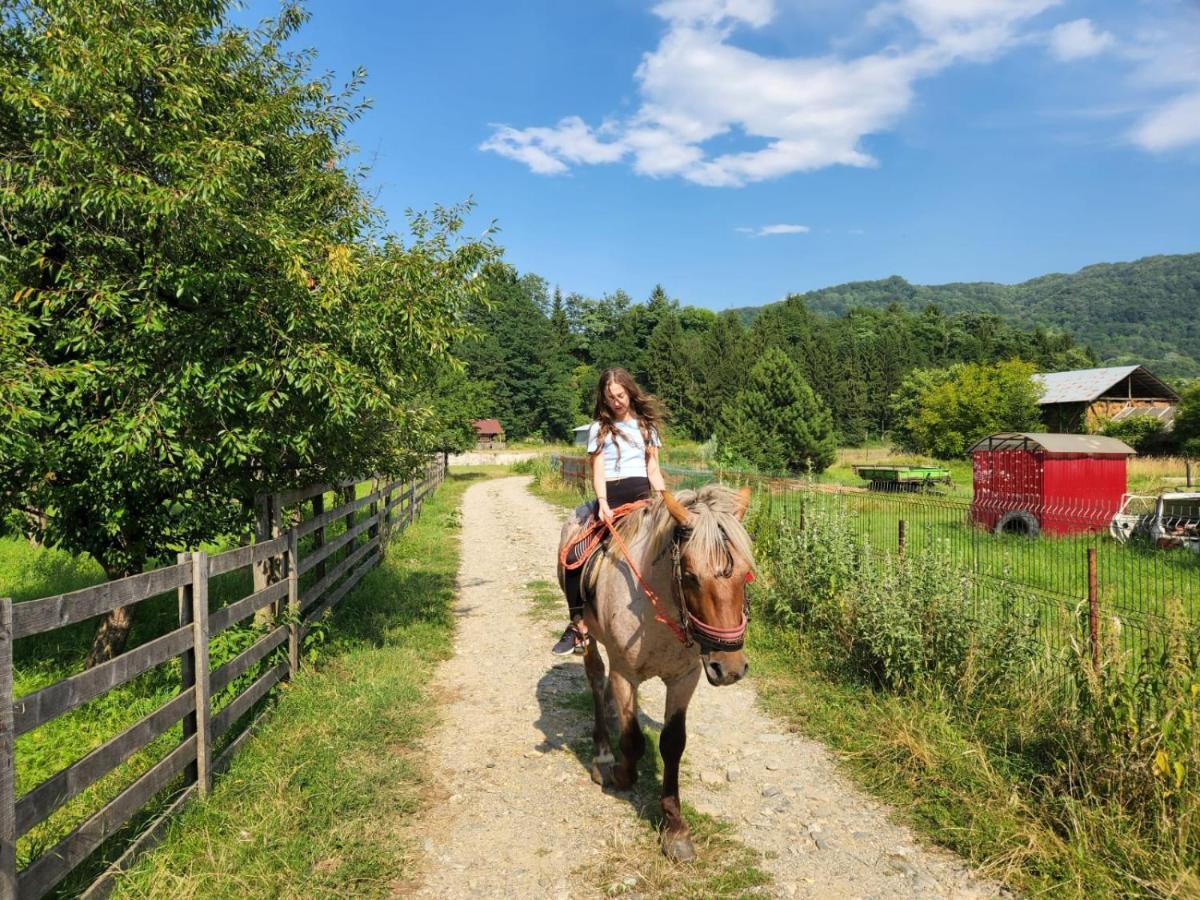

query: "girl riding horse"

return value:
[552, 367, 667, 655]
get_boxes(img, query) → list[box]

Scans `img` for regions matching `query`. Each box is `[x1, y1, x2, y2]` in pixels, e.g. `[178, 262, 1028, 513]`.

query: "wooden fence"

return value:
[0, 459, 446, 899]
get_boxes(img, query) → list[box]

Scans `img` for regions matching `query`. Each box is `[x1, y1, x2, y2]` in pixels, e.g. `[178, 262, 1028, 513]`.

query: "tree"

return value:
[550, 286, 570, 348]
[0, 0, 498, 663]
[1174, 383, 1200, 457]
[899, 360, 1042, 458]
[462, 265, 575, 441]
[715, 348, 837, 473]
[1099, 416, 1171, 455]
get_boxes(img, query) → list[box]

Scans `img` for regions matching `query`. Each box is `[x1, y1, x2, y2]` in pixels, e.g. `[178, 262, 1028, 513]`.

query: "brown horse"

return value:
[557, 483, 756, 862]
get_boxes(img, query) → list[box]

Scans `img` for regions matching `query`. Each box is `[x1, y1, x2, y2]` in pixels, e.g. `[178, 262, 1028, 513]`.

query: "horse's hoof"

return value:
[661, 831, 695, 863]
[612, 766, 638, 791]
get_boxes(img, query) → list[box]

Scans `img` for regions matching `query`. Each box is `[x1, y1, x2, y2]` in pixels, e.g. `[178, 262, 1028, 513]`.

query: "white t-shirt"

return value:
[587, 418, 661, 479]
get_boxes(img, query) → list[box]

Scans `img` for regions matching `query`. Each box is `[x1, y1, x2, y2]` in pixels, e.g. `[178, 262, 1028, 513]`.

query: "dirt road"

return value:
[411, 476, 1002, 899]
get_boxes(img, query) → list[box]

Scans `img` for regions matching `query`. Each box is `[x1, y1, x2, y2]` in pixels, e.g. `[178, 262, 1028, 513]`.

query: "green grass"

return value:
[111, 468, 486, 898]
[525, 578, 563, 621]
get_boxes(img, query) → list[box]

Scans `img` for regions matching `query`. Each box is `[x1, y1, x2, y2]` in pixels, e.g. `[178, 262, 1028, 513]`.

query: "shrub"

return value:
[1099, 416, 1172, 454]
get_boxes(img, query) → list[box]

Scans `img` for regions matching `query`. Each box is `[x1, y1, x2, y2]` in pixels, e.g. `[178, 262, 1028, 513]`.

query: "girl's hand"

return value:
[598, 499, 614, 524]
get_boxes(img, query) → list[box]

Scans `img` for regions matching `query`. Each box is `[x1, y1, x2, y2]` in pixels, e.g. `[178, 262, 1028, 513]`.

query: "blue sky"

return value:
[243, 0, 1200, 311]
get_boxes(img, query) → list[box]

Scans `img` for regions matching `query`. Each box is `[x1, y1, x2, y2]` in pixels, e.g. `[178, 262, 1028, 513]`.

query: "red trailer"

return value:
[968, 432, 1136, 537]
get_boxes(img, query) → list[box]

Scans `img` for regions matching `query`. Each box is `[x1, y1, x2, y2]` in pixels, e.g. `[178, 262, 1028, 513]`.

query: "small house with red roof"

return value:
[472, 419, 506, 449]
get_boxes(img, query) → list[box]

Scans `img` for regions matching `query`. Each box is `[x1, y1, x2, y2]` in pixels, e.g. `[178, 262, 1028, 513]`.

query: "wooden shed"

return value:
[969, 432, 1136, 536]
[1035, 365, 1179, 433]
[472, 419, 506, 449]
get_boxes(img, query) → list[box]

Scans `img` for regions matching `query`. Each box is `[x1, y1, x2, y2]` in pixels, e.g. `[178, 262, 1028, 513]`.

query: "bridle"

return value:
[597, 497, 751, 653]
[666, 524, 750, 653]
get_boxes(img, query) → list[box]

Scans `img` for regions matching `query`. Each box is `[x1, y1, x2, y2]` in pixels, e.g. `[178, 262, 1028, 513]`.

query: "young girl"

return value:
[553, 367, 668, 655]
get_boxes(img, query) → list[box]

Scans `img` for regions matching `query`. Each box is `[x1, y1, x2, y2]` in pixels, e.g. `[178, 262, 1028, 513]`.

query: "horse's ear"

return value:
[734, 486, 752, 521]
[661, 490, 693, 527]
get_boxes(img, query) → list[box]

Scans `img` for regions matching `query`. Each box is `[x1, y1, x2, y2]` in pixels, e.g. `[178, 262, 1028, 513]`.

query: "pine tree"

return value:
[715, 348, 837, 473]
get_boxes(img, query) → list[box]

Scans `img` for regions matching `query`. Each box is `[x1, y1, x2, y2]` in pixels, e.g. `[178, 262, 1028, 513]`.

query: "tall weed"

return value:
[755, 497, 1200, 891]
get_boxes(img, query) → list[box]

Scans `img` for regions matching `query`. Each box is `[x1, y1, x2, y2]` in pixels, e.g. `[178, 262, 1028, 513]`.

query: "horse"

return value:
[556, 483, 756, 862]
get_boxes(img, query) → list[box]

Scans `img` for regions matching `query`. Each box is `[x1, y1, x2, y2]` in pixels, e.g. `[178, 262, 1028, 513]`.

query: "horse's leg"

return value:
[659, 665, 701, 862]
[583, 639, 614, 786]
[609, 669, 644, 791]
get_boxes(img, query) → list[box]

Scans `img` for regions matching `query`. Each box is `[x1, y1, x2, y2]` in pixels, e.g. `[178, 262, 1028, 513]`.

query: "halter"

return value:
[668, 525, 749, 653]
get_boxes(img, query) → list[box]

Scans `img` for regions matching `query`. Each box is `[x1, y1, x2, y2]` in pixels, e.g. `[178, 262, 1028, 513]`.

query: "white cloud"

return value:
[1132, 90, 1200, 152]
[1122, 16, 1200, 153]
[481, 0, 1084, 185]
[1048, 19, 1114, 61]
[652, 0, 775, 28]
[738, 223, 811, 237]
[870, 0, 1061, 60]
[758, 224, 811, 236]
[480, 116, 625, 176]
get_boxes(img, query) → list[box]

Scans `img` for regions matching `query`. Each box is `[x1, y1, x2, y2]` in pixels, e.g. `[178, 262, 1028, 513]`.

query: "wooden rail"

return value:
[0, 458, 446, 899]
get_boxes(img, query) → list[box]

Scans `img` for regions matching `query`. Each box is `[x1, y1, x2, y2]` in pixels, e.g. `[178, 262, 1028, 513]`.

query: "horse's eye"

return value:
[682, 572, 700, 586]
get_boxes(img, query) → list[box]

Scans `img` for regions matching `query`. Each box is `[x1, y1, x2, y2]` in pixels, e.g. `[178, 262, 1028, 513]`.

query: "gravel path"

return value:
[411, 476, 1004, 899]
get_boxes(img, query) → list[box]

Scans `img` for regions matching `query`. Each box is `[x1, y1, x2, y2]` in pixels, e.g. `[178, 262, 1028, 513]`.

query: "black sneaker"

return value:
[552, 624, 582, 656]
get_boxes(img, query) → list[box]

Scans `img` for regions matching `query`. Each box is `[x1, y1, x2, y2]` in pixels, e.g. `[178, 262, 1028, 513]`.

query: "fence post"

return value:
[254, 493, 282, 626]
[407, 480, 416, 527]
[341, 484, 356, 562]
[1188, 459, 1194, 489]
[1087, 547, 1100, 674]
[177, 553, 198, 787]
[368, 476, 380, 546]
[287, 530, 300, 676]
[0, 598, 16, 900]
[190, 552, 213, 797]
[312, 493, 326, 583]
[898, 519, 907, 559]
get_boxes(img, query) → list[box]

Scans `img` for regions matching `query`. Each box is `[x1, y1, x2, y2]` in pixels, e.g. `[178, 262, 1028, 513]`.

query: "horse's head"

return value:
[662, 485, 755, 686]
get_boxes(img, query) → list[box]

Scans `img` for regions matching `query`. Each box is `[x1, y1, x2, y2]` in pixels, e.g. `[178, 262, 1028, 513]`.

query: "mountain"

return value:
[731, 253, 1200, 381]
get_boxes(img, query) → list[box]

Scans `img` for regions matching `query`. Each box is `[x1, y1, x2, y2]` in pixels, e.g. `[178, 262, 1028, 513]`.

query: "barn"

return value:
[472, 419, 506, 449]
[1035, 365, 1180, 433]
[968, 432, 1136, 536]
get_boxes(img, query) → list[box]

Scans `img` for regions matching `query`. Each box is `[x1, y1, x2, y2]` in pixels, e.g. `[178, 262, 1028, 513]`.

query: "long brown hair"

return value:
[593, 368, 665, 467]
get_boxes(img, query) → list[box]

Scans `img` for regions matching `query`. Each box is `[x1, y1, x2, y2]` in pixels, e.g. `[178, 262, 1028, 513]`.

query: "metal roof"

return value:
[472, 418, 503, 435]
[1110, 404, 1177, 425]
[967, 432, 1137, 455]
[1034, 365, 1180, 405]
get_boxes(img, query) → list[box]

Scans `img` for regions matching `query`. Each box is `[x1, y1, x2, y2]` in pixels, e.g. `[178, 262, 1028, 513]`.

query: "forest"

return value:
[461, 266, 1098, 446]
[731, 253, 1200, 380]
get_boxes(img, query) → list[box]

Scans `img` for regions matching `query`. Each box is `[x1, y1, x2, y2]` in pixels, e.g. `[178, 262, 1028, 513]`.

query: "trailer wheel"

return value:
[995, 510, 1040, 538]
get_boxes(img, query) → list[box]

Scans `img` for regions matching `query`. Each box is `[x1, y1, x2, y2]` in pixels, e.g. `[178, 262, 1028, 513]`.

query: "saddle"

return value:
[560, 499, 652, 607]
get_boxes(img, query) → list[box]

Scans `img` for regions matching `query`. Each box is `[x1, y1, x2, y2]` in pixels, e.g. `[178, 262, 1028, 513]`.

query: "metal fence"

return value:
[551, 456, 1200, 661]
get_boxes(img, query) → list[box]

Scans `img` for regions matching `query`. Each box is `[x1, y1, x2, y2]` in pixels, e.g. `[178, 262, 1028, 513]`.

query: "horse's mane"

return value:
[614, 484, 756, 575]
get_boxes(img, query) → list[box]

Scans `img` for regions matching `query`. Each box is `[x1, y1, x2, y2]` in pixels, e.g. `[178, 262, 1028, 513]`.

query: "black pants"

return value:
[564, 477, 652, 621]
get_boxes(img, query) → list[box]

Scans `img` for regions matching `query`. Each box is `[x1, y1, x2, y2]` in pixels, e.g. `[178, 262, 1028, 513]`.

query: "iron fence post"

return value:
[1087, 547, 1100, 674]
